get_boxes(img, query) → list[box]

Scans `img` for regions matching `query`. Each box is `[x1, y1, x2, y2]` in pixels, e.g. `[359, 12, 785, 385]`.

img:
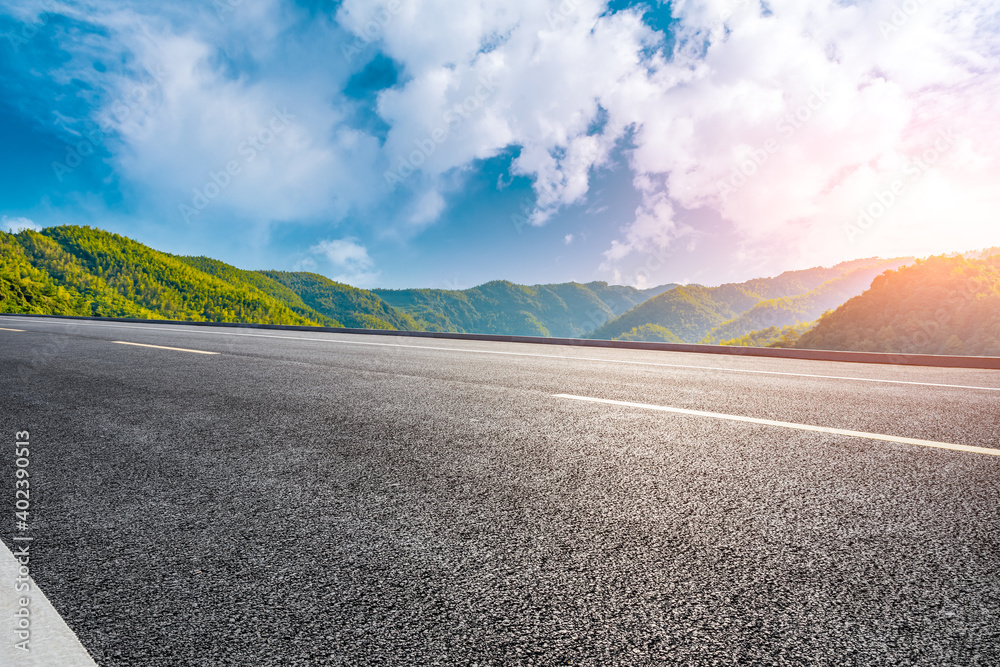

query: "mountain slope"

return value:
[178, 257, 343, 327]
[262, 271, 421, 331]
[795, 255, 1000, 356]
[35, 226, 319, 325]
[0, 231, 95, 316]
[614, 324, 682, 343]
[701, 260, 913, 344]
[374, 280, 673, 337]
[718, 323, 815, 348]
[13, 230, 161, 319]
[588, 258, 911, 343]
[0, 227, 422, 330]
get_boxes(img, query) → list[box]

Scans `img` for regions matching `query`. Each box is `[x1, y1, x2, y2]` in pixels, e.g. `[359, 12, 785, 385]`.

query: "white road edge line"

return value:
[112, 341, 219, 355]
[1, 540, 98, 666]
[554, 394, 1000, 457]
[2, 316, 999, 392]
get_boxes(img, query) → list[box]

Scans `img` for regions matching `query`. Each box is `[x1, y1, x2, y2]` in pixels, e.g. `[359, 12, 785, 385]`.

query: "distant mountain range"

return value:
[586, 257, 913, 344]
[374, 281, 675, 337]
[795, 254, 1000, 356]
[3, 226, 997, 356]
[0, 226, 669, 335]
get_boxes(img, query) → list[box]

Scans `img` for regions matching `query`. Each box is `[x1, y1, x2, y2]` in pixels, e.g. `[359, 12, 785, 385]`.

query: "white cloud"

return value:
[350, 0, 660, 223]
[601, 0, 1000, 268]
[344, 0, 1000, 271]
[16, 0, 1000, 280]
[2, 216, 41, 233]
[308, 238, 381, 287]
[564, 234, 574, 245]
[27, 0, 385, 229]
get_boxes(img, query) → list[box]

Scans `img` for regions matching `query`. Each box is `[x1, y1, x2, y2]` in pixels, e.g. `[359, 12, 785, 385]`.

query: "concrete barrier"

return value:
[4, 313, 1000, 370]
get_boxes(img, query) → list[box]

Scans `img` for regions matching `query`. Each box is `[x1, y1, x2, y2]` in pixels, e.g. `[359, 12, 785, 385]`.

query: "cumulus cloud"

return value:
[308, 238, 380, 287]
[345, 0, 1000, 270]
[349, 0, 660, 222]
[1, 216, 41, 233]
[13, 0, 385, 229]
[604, 0, 1000, 268]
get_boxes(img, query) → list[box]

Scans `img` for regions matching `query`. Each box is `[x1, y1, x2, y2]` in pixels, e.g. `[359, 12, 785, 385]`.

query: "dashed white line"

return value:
[554, 394, 1000, 457]
[0, 327, 25, 332]
[113, 341, 219, 355]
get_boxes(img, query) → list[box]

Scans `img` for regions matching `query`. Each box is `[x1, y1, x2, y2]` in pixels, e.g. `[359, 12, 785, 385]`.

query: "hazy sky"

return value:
[1, 0, 998, 289]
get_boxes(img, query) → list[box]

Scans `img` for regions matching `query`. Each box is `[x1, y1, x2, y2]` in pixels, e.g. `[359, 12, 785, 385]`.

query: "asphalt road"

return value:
[1, 315, 999, 666]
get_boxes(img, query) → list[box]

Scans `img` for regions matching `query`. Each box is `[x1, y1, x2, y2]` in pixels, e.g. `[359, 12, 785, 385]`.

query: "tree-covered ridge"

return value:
[0, 226, 668, 335]
[39, 226, 317, 325]
[718, 323, 814, 348]
[795, 255, 1000, 356]
[374, 280, 675, 337]
[588, 258, 910, 343]
[178, 257, 343, 327]
[0, 227, 420, 330]
[262, 271, 420, 331]
[15, 231, 161, 319]
[0, 232, 92, 316]
[700, 260, 912, 344]
[613, 324, 682, 343]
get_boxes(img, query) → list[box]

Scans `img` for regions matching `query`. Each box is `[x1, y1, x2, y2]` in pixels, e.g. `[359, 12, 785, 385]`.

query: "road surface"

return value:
[1, 316, 999, 665]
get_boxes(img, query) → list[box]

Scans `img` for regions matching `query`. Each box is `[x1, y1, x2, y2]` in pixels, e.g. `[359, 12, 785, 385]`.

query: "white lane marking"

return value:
[113, 341, 219, 355]
[554, 394, 1000, 457]
[2, 316, 999, 392]
[0, 540, 98, 666]
[0, 327, 26, 332]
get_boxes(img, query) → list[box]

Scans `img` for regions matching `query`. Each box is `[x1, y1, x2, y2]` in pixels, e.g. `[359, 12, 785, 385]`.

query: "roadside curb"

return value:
[4, 313, 1000, 370]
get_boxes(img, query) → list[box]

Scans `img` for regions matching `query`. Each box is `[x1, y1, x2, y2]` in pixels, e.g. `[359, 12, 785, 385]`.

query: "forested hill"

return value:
[7, 226, 994, 354]
[374, 281, 676, 337]
[261, 271, 421, 331]
[587, 257, 912, 343]
[0, 227, 412, 330]
[0, 226, 666, 335]
[795, 254, 1000, 356]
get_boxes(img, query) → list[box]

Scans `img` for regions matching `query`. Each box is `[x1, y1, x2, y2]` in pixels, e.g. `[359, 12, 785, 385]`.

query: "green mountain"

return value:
[614, 324, 682, 343]
[587, 258, 911, 343]
[0, 226, 675, 336]
[9, 225, 991, 356]
[178, 256, 342, 327]
[795, 254, 1000, 356]
[261, 271, 421, 331]
[0, 226, 416, 330]
[717, 323, 815, 348]
[701, 260, 912, 344]
[374, 281, 676, 337]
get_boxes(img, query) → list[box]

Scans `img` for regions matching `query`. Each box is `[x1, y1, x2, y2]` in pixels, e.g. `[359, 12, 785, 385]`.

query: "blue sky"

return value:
[2, 0, 999, 289]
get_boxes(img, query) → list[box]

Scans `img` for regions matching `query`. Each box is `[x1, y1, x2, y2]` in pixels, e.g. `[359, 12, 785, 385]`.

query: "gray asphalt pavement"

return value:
[1, 315, 999, 666]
